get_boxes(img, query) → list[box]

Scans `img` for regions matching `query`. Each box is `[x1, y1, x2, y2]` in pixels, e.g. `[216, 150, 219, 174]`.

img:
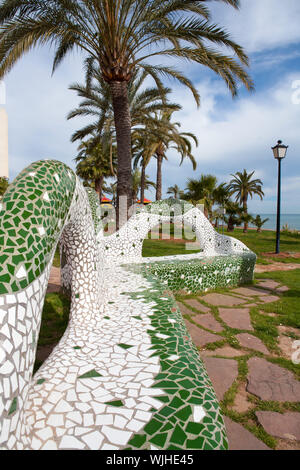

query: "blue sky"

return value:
[2, 0, 300, 214]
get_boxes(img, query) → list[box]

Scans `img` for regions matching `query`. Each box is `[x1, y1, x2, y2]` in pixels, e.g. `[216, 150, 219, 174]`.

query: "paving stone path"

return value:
[175, 278, 300, 450]
[45, 271, 300, 450]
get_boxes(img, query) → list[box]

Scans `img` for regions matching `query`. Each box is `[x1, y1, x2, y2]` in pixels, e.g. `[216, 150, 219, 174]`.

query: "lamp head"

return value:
[272, 140, 288, 160]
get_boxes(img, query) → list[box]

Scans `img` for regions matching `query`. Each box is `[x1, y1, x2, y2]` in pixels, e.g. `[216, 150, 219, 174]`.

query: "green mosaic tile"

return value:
[0, 160, 76, 294]
[78, 369, 102, 379]
[170, 425, 187, 446]
[117, 343, 133, 350]
[36, 379, 46, 385]
[105, 400, 124, 407]
[8, 397, 17, 416]
[149, 432, 168, 448]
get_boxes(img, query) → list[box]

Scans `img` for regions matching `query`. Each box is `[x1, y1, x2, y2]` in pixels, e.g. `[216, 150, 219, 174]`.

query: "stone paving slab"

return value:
[278, 325, 300, 337]
[247, 357, 300, 402]
[259, 311, 278, 318]
[276, 286, 289, 293]
[256, 411, 300, 441]
[223, 417, 270, 450]
[202, 357, 238, 401]
[193, 314, 224, 332]
[200, 293, 247, 307]
[232, 287, 270, 297]
[236, 333, 269, 354]
[201, 346, 245, 358]
[257, 294, 280, 304]
[184, 320, 220, 347]
[218, 308, 254, 331]
[184, 298, 211, 313]
[257, 280, 281, 290]
[177, 302, 197, 317]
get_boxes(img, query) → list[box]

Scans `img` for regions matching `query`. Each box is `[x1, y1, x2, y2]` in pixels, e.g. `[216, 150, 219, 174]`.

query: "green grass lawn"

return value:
[142, 239, 200, 257]
[143, 226, 300, 262]
[220, 228, 300, 263]
[34, 292, 70, 373]
[52, 225, 300, 264]
[175, 268, 300, 449]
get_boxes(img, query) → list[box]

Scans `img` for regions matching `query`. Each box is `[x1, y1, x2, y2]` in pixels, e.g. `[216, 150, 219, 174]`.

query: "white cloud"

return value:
[2, 2, 300, 215]
[156, 71, 300, 213]
[211, 0, 300, 53]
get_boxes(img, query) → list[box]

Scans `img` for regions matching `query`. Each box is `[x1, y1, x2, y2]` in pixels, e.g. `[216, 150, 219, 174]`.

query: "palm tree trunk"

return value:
[95, 175, 104, 203]
[227, 216, 234, 232]
[109, 136, 115, 176]
[109, 81, 132, 226]
[156, 153, 163, 201]
[243, 197, 248, 232]
[140, 160, 146, 204]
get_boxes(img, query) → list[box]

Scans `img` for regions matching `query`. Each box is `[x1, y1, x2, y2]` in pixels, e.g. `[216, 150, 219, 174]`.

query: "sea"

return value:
[249, 214, 300, 231]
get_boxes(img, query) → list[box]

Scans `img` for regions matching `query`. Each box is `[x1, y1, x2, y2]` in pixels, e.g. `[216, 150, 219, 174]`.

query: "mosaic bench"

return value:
[0, 160, 255, 450]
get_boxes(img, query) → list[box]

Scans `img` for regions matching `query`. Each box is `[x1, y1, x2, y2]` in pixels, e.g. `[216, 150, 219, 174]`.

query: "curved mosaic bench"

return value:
[100, 198, 256, 292]
[0, 160, 243, 450]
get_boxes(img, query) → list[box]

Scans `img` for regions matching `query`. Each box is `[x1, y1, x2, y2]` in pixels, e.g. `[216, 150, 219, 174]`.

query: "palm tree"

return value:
[70, 65, 179, 209]
[103, 181, 117, 207]
[228, 170, 264, 232]
[132, 168, 155, 202]
[167, 185, 181, 199]
[224, 201, 243, 232]
[0, 0, 253, 216]
[239, 213, 254, 233]
[75, 139, 116, 201]
[68, 66, 178, 147]
[132, 109, 197, 202]
[213, 183, 231, 207]
[183, 174, 218, 218]
[252, 215, 269, 233]
[148, 111, 198, 201]
[104, 168, 155, 204]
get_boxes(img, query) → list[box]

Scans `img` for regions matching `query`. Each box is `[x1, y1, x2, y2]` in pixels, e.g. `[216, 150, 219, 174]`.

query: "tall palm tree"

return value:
[103, 181, 117, 206]
[131, 168, 155, 202]
[137, 111, 198, 201]
[183, 174, 218, 218]
[228, 169, 264, 232]
[75, 139, 116, 201]
[212, 182, 231, 208]
[68, 66, 178, 147]
[0, 0, 253, 216]
[104, 168, 155, 204]
[167, 184, 181, 199]
[224, 201, 242, 232]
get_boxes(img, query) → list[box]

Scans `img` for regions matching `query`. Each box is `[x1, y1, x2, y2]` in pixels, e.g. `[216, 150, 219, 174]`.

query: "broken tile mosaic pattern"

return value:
[0, 160, 257, 450]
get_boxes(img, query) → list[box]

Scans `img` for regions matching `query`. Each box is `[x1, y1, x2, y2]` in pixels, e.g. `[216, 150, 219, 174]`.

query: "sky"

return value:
[1, 0, 300, 214]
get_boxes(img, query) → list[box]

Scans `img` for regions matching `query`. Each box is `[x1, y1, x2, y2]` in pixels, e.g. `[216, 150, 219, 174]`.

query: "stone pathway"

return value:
[176, 279, 300, 450]
[45, 270, 300, 450]
[255, 263, 300, 273]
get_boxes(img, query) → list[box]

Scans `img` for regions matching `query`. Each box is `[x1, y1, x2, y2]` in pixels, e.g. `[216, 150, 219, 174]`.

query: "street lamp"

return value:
[272, 140, 288, 254]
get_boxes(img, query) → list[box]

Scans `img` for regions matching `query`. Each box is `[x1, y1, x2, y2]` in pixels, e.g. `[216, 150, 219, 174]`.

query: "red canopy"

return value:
[101, 196, 111, 203]
[137, 198, 152, 204]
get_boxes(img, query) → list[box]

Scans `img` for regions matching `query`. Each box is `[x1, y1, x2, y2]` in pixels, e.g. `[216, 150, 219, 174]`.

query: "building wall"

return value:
[0, 108, 9, 178]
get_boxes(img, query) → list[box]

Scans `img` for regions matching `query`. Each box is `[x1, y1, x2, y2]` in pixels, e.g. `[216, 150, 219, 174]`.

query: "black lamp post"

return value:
[272, 140, 288, 254]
